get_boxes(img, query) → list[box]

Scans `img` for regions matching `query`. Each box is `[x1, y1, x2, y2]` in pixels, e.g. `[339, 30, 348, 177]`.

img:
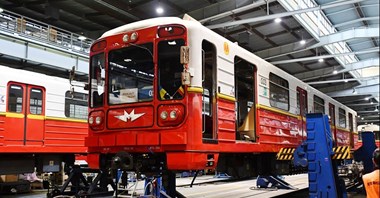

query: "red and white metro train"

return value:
[0, 65, 88, 175]
[85, 16, 358, 182]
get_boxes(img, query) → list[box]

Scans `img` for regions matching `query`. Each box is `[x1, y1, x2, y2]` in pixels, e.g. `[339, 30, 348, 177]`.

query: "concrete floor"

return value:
[1, 174, 368, 198]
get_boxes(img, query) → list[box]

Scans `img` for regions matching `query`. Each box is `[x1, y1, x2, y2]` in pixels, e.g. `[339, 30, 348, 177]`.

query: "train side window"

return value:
[338, 108, 346, 128]
[313, 95, 325, 113]
[235, 56, 256, 141]
[8, 85, 23, 113]
[65, 91, 88, 119]
[29, 88, 43, 115]
[269, 73, 289, 111]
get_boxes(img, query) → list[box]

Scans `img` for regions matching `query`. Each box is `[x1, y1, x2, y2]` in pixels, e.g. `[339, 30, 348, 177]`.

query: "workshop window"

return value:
[339, 108, 346, 128]
[269, 73, 289, 111]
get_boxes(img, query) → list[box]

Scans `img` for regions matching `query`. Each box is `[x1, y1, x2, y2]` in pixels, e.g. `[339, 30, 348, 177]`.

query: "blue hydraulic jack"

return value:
[141, 176, 171, 198]
[256, 175, 297, 190]
[354, 130, 377, 174]
[294, 113, 347, 198]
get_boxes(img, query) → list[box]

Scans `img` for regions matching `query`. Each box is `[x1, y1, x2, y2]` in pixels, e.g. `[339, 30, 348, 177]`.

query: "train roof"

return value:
[101, 16, 197, 38]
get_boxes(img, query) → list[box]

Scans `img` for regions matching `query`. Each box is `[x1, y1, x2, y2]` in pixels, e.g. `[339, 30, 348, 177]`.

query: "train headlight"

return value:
[122, 34, 129, 42]
[88, 111, 105, 131]
[170, 110, 177, 119]
[130, 32, 138, 42]
[160, 111, 168, 120]
[95, 116, 102, 124]
[157, 104, 185, 127]
[89, 116, 94, 124]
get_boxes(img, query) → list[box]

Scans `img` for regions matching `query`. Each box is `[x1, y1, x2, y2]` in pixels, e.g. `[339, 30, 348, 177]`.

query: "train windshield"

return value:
[108, 43, 154, 104]
[157, 39, 185, 100]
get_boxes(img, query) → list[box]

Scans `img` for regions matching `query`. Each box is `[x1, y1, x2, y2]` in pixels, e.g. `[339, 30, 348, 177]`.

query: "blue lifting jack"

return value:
[256, 175, 297, 190]
[294, 113, 347, 198]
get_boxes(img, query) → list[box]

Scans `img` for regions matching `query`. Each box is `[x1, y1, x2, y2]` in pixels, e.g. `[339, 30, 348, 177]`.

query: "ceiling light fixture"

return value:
[0, 8, 4, 13]
[78, 36, 86, 41]
[156, 0, 164, 14]
[300, 40, 306, 45]
[274, 18, 282, 23]
[333, 70, 338, 74]
[365, 97, 370, 100]
[156, 6, 164, 14]
[318, 58, 324, 62]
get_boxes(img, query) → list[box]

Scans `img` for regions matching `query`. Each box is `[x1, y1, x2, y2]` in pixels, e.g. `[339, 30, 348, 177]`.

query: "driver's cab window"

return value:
[158, 39, 185, 100]
[90, 53, 105, 108]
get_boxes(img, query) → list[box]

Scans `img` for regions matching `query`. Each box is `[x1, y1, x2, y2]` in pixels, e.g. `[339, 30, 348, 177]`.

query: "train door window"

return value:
[296, 87, 308, 139]
[65, 91, 88, 119]
[339, 108, 346, 128]
[269, 73, 289, 111]
[235, 56, 256, 141]
[202, 40, 217, 141]
[296, 88, 308, 117]
[329, 103, 336, 126]
[313, 95, 325, 113]
[8, 85, 23, 113]
[90, 53, 105, 108]
[158, 39, 185, 100]
[29, 88, 43, 115]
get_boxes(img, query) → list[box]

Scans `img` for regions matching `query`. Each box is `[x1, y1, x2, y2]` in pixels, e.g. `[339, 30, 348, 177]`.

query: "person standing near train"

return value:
[362, 148, 380, 198]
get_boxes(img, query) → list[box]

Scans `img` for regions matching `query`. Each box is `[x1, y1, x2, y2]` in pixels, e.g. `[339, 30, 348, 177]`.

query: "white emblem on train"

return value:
[115, 110, 145, 122]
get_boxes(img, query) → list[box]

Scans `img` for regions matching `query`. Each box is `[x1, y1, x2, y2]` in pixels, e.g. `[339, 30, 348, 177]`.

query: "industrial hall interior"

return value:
[0, 0, 379, 198]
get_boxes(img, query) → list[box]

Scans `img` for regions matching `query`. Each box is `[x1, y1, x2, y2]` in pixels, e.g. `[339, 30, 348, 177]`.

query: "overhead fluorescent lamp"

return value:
[78, 36, 86, 41]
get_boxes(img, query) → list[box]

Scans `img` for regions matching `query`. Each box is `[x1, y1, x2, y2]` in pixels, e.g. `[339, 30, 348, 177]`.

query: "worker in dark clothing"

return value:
[363, 148, 380, 198]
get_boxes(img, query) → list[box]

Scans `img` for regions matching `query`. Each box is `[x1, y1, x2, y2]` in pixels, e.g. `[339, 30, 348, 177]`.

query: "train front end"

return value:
[85, 21, 210, 174]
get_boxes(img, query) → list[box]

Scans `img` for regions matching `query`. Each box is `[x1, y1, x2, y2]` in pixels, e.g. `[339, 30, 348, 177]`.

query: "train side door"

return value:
[348, 113, 354, 148]
[5, 82, 45, 145]
[296, 87, 307, 139]
[235, 56, 256, 141]
[202, 40, 217, 142]
[328, 103, 337, 143]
